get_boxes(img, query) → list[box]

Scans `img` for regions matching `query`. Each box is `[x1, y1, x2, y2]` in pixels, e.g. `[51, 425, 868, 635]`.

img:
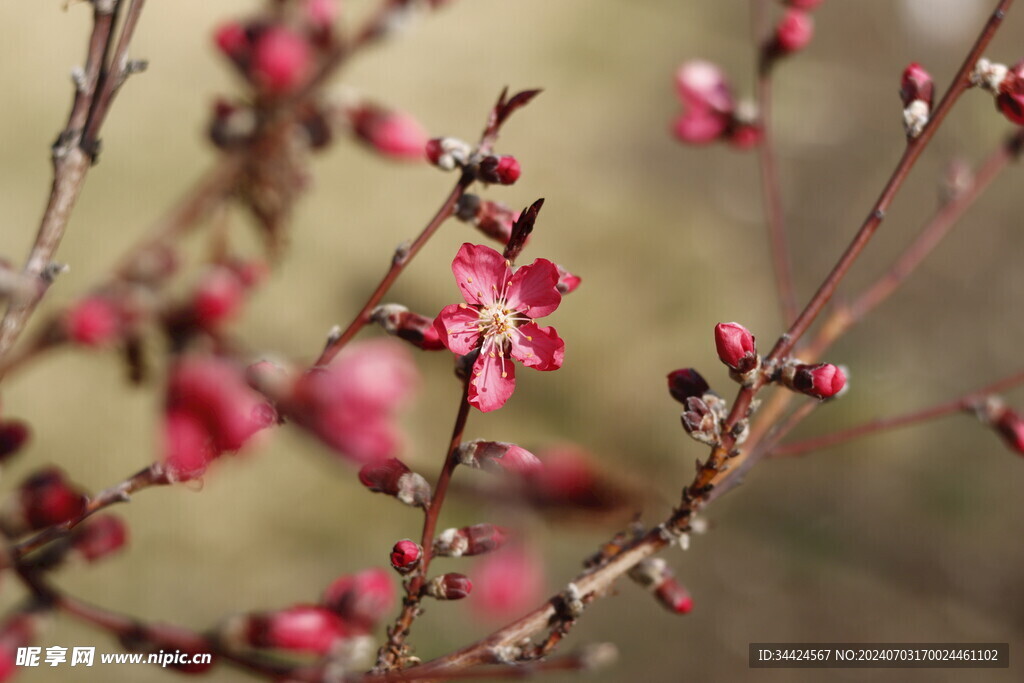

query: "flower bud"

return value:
[681, 397, 720, 445]
[425, 573, 472, 601]
[900, 62, 934, 108]
[390, 540, 422, 573]
[66, 296, 122, 347]
[629, 558, 692, 615]
[71, 515, 128, 563]
[672, 109, 728, 145]
[674, 60, 734, 113]
[996, 59, 1024, 125]
[654, 577, 693, 615]
[773, 10, 814, 55]
[243, 605, 349, 655]
[358, 458, 432, 507]
[192, 266, 246, 329]
[714, 322, 757, 373]
[214, 22, 250, 63]
[17, 468, 88, 531]
[785, 0, 824, 9]
[251, 27, 312, 95]
[303, 0, 338, 32]
[667, 369, 711, 405]
[458, 440, 542, 474]
[163, 409, 216, 482]
[470, 546, 544, 622]
[992, 407, 1024, 454]
[0, 420, 30, 461]
[434, 524, 509, 558]
[350, 105, 429, 161]
[323, 568, 395, 629]
[555, 264, 581, 295]
[785, 362, 846, 399]
[371, 304, 445, 350]
[477, 155, 521, 185]
[426, 136, 472, 171]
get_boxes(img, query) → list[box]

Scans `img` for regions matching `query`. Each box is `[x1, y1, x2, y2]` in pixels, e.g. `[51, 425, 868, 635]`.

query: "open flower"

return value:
[434, 243, 564, 412]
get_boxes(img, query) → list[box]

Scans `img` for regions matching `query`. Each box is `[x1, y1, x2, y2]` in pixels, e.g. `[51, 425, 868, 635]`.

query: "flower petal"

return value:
[434, 304, 482, 356]
[452, 243, 511, 307]
[511, 323, 564, 371]
[468, 347, 516, 412]
[506, 258, 561, 318]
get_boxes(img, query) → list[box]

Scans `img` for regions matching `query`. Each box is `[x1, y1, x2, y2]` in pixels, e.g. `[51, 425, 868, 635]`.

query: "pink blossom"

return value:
[471, 546, 544, 622]
[434, 243, 565, 412]
[774, 10, 814, 54]
[66, 296, 122, 347]
[350, 105, 429, 160]
[674, 60, 734, 114]
[251, 27, 312, 95]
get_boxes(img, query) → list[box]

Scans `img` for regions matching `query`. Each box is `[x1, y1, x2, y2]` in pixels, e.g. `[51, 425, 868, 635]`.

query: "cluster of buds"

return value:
[163, 356, 276, 482]
[714, 322, 760, 381]
[370, 304, 444, 350]
[0, 467, 87, 535]
[765, 0, 821, 60]
[779, 360, 847, 399]
[628, 558, 694, 615]
[358, 458, 431, 507]
[973, 396, 1024, 455]
[672, 61, 762, 148]
[286, 340, 418, 463]
[900, 63, 934, 138]
[424, 573, 473, 601]
[346, 102, 430, 161]
[972, 57, 1024, 125]
[390, 540, 422, 574]
[669, 368, 729, 446]
[433, 523, 509, 558]
[426, 137, 522, 184]
[457, 440, 542, 474]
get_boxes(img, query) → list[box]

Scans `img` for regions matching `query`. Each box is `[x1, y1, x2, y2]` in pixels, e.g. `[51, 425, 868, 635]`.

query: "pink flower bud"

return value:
[303, 0, 338, 31]
[251, 27, 312, 95]
[434, 524, 509, 557]
[996, 59, 1024, 125]
[390, 540, 422, 573]
[789, 362, 846, 399]
[192, 266, 246, 329]
[900, 62, 934, 108]
[728, 122, 763, 149]
[478, 155, 521, 185]
[672, 109, 728, 145]
[371, 304, 445, 350]
[555, 264, 581, 295]
[0, 420, 29, 461]
[993, 408, 1024, 454]
[773, 10, 814, 54]
[214, 22, 249, 61]
[72, 515, 128, 562]
[714, 322, 757, 373]
[358, 458, 431, 507]
[458, 440, 542, 474]
[425, 138, 445, 165]
[350, 105, 429, 160]
[19, 468, 87, 530]
[322, 568, 395, 629]
[471, 546, 544, 622]
[667, 368, 711, 405]
[65, 296, 122, 347]
[675, 61, 734, 113]
[247, 606, 349, 654]
[163, 409, 215, 482]
[654, 577, 693, 615]
[425, 573, 472, 600]
[455, 194, 521, 244]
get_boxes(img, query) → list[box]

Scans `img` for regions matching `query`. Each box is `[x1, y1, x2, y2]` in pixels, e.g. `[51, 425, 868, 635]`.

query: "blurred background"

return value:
[0, 0, 1022, 680]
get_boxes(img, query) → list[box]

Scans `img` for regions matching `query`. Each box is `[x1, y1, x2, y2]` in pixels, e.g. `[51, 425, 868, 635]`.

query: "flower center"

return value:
[478, 302, 517, 344]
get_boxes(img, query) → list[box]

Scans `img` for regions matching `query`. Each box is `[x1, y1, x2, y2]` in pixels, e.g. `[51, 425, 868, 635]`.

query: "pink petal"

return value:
[452, 243, 511, 307]
[468, 348, 516, 412]
[434, 304, 482, 356]
[672, 109, 728, 145]
[505, 259, 561, 318]
[511, 323, 564, 371]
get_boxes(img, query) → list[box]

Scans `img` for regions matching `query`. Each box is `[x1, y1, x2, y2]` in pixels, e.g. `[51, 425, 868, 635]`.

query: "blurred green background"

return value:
[0, 0, 1022, 681]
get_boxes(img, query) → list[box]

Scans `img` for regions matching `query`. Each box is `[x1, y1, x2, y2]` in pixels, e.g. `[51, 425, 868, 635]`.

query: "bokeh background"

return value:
[0, 0, 1022, 681]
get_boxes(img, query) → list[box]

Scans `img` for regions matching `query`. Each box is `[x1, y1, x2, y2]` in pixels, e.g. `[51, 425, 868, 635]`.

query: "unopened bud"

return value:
[555, 264, 581, 295]
[714, 322, 758, 373]
[390, 539, 422, 573]
[0, 420, 30, 461]
[654, 577, 693, 614]
[71, 515, 128, 563]
[783, 361, 847, 399]
[16, 467, 88, 531]
[667, 368, 711, 405]
[996, 59, 1024, 125]
[371, 304, 444, 350]
[358, 459, 431, 507]
[426, 136, 472, 171]
[425, 573, 472, 600]
[434, 524, 509, 558]
[477, 155, 521, 185]
[900, 62, 934, 108]
[458, 440, 542, 474]
[322, 568, 395, 629]
[65, 296, 122, 347]
[772, 10, 814, 55]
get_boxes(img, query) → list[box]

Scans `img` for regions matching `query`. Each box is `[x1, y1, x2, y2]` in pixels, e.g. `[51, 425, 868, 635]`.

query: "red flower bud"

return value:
[425, 138, 445, 165]
[192, 266, 246, 329]
[19, 468, 87, 530]
[0, 420, 30, 461]
[556, 264, 581, 295]
[714, 322, 757, 373]
[996, 59, 1024, 125]
[773, 10, 814, 54]
[390, 540, 422, 573]
[246, 606, 349, 655]
[434, 524, 509, 558]
[789, 362, 846, 399]
[163, 409, 216, 482]
[214, 22, 249, 61]
[72, 515, 128, 563]
[350, 105, 429, 161]
[358, 458, 431, 507]
[672, 109, 728, 145]
[251, 27, 312, 95]
[478, 155, 521, 185]
[900, 62, 934, 108]
[993, 408, 1024, 454]
[654, 577, 693, 615]
[66, 296, 122, 347]
[425, 573, 472, 601]
[458, 441, 542, 474]
[371, 304, 445, 350]
[322, 568, 395, 629]
[667, 368, 711, 405]
[674, 60, 734, 113]
[728, 122, 763, 149]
